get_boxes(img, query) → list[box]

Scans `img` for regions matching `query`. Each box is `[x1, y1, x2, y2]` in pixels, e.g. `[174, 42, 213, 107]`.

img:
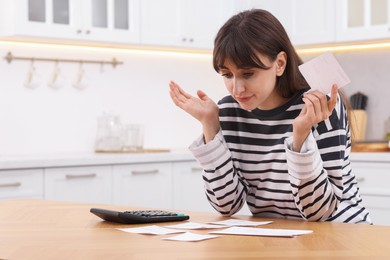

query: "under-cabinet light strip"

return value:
[296, 42, 390, 54]
[0, 40, 213, 59]
[2, 40, 390, 57]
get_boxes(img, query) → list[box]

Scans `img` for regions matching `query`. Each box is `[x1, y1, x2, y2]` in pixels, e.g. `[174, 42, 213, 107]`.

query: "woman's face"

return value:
[219, 52, 287, 111]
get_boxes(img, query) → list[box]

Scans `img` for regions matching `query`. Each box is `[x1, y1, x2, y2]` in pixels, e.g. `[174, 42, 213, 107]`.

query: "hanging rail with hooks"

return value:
[3, 51, 123, 68]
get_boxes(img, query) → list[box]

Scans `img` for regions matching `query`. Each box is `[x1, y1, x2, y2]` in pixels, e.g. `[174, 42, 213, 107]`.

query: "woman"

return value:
[169, 9, 371, 224]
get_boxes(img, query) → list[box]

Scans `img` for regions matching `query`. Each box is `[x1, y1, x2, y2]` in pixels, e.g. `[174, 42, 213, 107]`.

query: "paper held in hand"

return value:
[298, 51, 351, 94]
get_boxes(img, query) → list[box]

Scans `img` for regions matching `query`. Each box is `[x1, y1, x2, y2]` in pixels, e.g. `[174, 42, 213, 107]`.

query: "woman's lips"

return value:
[235, 96, 252, 103]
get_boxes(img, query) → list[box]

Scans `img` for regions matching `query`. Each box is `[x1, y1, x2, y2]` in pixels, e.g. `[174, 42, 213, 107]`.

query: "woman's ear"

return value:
[275, 51, 287, 76]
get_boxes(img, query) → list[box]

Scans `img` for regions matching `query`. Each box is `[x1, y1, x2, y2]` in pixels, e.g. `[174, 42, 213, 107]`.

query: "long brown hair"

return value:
[213, 9, 307, 98]
[213, 9, 354, 140]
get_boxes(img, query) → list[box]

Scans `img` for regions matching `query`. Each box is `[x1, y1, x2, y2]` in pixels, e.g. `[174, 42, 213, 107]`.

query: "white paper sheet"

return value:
[207, 219, 272, 227]
[162, 232, 219, 242]
[165, 222, 226, 230]
[209, 226, 313, 237]
[117, 225, 185, 235]
[298, 51, 351, 94]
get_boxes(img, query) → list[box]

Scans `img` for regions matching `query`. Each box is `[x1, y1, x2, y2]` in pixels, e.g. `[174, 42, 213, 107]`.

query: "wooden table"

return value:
[1, 200, 390, 259]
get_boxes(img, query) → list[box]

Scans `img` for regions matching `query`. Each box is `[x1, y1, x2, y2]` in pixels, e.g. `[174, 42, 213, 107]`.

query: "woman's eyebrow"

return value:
[218, 65, 229, 70]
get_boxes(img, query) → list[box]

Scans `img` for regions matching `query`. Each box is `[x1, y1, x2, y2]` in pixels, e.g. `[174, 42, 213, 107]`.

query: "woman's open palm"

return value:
[169, 81, 219, 125]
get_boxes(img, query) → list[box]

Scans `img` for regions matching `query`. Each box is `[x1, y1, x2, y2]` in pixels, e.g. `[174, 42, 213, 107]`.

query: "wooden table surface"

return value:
[1, 199, 390, 259]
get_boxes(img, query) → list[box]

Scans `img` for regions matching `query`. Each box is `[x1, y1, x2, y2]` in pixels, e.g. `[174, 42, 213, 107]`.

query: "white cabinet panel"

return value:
[112, 163, 173, 208]
[81, 0, 140, 43]
[353, 161, 390, 226]
[9, 0, 81, 39]
[336, 0, 390, 41]
[290, 0, 336, 45]
[172, 161, 252, 215]
[44, 166, 112, 203]
[0, 0, 140, 44]
[0, 169, 43, 199]
[237, 0, 336, 46]
[140, 0, 235, 49]
[172, 161, 214, 212]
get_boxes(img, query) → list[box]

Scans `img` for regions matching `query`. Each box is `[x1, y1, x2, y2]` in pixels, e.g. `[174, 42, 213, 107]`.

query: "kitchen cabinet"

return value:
[112, 162, 173, 209]
[172, 161, 252, 214]
[172, 161, 214, 212]
[236, 0, 336, 45]
[353, 161, 390, 226]
[0, 169, 43, 199]
[44, 166, 112, 203]
[0, 0, 140, 44]
[336, 0, 390, 42]
[1, 0, 390, 50]
[140, 0, 235, 49]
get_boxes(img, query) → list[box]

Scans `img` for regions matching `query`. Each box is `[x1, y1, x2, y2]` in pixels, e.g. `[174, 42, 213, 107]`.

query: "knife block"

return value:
[350, 109, 367, 142]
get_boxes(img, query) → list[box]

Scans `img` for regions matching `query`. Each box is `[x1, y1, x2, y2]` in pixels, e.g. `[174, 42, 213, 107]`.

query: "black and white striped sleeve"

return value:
[189, 130, 247, 215]
[284, 98, 346, 221]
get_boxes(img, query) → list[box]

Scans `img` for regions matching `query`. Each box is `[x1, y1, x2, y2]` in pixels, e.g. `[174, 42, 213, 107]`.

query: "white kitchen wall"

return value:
[0, 43, 227, 156]
[0, 43, 389, 156]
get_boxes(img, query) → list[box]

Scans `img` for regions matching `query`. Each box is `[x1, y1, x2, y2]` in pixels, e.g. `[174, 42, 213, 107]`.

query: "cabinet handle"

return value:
[76, 29, 82, 34]
[189, 38, 194, 43]
[356, 177, 365, 182]
[131, 169, 159, 174]
[65, 173, 97, 179]
[0, 182, 22, 188]
[191, 167, 203, 172]
[182, 37, 187, 42]
[85, 30, 91, 34]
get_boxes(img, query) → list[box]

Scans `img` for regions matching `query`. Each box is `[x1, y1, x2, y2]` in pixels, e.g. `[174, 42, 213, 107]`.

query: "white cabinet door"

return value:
[235, 0, 292, 30]
[336, 0, 390, 41]
[112, 163, 173, 209]
[44, 166, 112, 203]
[289, 0, 336, 45]
[0, 0, 140, 44]
[353, 162, 390, 226]
[81, 0, 140, 43]
[140, 0, 235, 49]
[236, 0, 336, 46]
[6, 0, 82, 39]
[172, 161, 214, 212]
[172, 161, 252, 215]
[0, 169, 43, 199]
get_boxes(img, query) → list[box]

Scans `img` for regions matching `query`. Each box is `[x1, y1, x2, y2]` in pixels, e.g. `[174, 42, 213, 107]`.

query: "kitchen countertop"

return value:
[0, 150, 388, 171]
[350, 152, 390, 162]
[0, 149, 195, 170]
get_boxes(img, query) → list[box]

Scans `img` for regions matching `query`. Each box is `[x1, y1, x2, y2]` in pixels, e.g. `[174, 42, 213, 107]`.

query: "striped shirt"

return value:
[189, 90, 372, 224]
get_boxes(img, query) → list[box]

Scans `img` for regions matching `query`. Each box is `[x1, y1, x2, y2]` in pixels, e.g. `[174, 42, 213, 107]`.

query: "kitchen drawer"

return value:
[112, 163, 173, 208]
[352, 161, 390, 226]
[172, 161, 252, 214]
[0, 169, 43, 199]
[44, 166, 112, 204]
[172, 161, 213, 212]
[353, 162, 390, 196]
[360, 195, 390, 226]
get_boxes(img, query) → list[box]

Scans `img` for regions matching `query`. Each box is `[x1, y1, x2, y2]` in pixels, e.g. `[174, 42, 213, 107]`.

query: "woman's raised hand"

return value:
[169, 81, 219, 123]
[292, 84, 339, 152]
[169, 81, 220, 142]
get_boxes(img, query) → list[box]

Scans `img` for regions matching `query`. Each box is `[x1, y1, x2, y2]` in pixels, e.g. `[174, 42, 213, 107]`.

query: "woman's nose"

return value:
[232, 79, 245, 96]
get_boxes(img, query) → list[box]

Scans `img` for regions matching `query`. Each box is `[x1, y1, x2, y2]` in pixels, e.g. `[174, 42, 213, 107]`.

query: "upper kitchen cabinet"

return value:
[236, 0, 336, 46]
[336, 0, 390, 42]
[0, 0, 140, 44]
[140, 0, 235, 49]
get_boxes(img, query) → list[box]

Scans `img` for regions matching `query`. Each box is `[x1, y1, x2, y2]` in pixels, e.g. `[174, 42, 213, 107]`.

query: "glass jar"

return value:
[95, 113, 123, 151]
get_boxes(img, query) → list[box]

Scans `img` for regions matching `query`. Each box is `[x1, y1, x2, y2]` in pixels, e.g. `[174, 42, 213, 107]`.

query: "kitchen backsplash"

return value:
[0, 44, 389, 155]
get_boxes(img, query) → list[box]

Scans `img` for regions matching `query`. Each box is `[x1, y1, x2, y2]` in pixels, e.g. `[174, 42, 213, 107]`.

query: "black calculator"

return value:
[90, 208, 190, 224]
